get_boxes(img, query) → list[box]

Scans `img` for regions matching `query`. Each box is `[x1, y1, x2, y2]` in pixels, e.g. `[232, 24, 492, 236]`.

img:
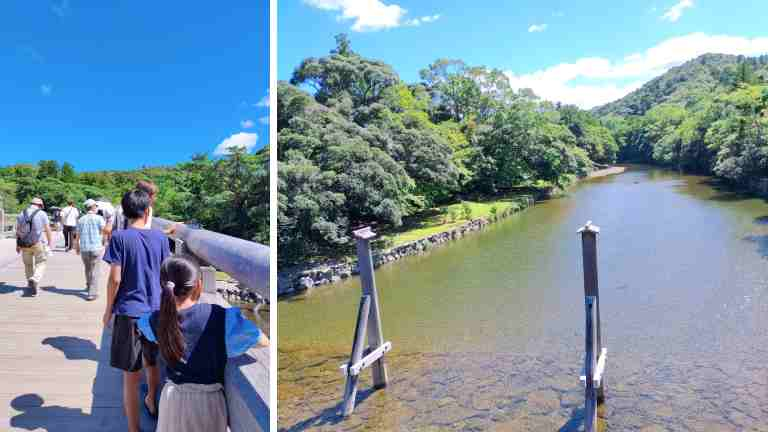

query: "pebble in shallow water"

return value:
[279, 347, 768, 431]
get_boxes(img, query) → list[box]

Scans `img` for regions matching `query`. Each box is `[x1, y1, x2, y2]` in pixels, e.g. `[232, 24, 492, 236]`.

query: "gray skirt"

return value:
[156, 382, 227, 432]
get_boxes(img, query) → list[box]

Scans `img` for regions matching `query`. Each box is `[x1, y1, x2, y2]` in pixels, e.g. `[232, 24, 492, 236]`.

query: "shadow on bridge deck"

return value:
[0, 237, 157, 431]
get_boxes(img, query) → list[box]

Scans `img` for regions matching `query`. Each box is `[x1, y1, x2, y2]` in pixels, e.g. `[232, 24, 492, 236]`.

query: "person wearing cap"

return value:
[60, 200, 80, 252]
[15, 197, 54, 297]
[74, 199, 107, 301]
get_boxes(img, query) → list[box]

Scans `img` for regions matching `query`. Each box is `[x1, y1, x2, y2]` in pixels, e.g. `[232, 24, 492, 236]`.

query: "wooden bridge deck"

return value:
[0, 234, 155, 431]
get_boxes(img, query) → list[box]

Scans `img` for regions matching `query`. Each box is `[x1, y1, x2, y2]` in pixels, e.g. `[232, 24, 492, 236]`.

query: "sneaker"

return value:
[86, 295, 98, 301]
[30, 280, 38, 297]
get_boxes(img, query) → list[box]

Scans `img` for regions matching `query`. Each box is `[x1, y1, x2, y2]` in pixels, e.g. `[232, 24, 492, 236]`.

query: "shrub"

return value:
[461, 201, 472, 220]
[449, 208, 458, 223]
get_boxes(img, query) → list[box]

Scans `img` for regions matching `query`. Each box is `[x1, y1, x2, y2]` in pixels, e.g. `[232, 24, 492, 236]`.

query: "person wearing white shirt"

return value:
[60, 201, 80, 252]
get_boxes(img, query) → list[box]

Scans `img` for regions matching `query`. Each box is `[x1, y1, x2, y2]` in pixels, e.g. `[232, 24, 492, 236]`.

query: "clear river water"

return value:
[278, 166, 768, 431]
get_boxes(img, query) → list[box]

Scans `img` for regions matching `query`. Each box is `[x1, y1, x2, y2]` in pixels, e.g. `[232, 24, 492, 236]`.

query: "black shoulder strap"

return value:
[28, 209, 42, 229]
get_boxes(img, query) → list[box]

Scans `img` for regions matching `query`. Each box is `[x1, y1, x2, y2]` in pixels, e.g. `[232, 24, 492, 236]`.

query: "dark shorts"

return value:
[110, 314, 158, 372]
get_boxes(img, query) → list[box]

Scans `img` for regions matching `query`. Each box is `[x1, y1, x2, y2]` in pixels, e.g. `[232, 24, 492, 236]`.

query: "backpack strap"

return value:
[27, 209, 42, 231]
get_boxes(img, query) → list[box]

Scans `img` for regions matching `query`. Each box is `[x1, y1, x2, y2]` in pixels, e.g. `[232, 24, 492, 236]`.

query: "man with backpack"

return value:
[16, 197, 54, 297]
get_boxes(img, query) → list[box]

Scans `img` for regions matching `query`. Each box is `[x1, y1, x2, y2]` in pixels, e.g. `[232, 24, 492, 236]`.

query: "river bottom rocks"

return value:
[278, 199, 534, 296]
[278, 347, 768, 431]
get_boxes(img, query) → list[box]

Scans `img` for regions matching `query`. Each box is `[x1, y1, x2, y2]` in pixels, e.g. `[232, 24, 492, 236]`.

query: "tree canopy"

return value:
[1, 148, 268, 244]
[279, 35, 613, 264]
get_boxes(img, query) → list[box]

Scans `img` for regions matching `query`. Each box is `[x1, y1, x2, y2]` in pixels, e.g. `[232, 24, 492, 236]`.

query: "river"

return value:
[278, 166, 768, 431]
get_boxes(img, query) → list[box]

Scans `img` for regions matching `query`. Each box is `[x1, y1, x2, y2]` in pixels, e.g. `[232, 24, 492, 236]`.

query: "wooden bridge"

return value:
[0, 226, 270, 431]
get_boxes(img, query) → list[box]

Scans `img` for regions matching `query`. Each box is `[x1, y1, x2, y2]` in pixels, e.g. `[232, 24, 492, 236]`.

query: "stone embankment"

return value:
[278, 196, 535, 296]
[217, 279, 266, 304]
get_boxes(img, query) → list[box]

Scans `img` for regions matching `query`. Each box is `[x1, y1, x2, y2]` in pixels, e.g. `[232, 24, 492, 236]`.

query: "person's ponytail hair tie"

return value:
[157, 256, 200, 365]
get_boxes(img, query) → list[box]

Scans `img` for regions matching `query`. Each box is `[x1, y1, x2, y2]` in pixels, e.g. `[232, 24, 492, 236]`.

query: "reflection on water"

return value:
[279, 167, 768, 430]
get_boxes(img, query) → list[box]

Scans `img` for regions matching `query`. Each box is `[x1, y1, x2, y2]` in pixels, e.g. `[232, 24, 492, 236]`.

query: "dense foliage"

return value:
[278, 35, 613, 264]
[596, 54, 768, 183]
[1, 148, 269, 244]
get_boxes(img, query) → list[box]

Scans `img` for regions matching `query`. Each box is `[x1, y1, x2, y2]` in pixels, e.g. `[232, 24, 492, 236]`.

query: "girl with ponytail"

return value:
[137, 256, 268, 432]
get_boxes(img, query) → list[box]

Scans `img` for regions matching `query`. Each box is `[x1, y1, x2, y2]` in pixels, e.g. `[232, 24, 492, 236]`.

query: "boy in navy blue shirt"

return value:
[103, 189, 170, 432]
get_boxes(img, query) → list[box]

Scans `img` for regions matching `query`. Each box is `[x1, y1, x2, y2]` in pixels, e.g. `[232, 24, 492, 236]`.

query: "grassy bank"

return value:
[381, 195, 532, 247]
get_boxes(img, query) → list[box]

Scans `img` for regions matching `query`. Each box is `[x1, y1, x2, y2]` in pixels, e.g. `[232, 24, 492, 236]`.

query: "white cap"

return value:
[84, 199, 97, 209]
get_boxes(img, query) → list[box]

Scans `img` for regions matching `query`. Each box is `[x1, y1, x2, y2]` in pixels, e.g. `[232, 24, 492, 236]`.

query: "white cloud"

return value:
[40, 84, 52, 96]
[528, 24, 547, 33]
[661, 0, 693, 22]
[214, 132, 258, 155]
[405, 14, 441, 26]
[304, 0, 439, 31]
[259, 116, 270, 125]
[505, 33, 768, 109]
[241, 119, 255, 129]
[254, 94, 270, 108]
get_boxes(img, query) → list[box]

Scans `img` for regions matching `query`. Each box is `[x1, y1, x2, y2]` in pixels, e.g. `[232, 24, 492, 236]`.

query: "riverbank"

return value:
[277, 165, 628, 297]
[277, 195, 536, 296]
[588, 165, 627, 178]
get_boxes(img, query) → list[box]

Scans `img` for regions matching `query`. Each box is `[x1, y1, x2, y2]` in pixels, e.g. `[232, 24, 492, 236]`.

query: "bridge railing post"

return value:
[200, 266, 217, 294]
[173, 238, 185, 256]
[338, 227, 392, 417]
[578, 220, 607, 431]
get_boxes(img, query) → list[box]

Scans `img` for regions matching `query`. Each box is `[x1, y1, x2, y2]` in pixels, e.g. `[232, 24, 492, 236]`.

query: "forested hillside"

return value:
[595, 53, 768, 180]
[595, 54, 768, 117]
[0, 148, 269, 243]
[278, 35, 616, 264]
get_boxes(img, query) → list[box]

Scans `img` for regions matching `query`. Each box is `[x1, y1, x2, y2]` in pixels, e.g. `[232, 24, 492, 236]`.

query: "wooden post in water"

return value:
[338, 227, 393, 417]
[584, 296, 598, 432]
[354, 227, 389, 389]
[578, 220, 606, 401]
[341, 295, 371, 416]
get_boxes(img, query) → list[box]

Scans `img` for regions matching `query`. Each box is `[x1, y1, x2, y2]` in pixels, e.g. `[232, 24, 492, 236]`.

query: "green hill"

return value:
[594, 53, 768, 182]
[594, 53, 768, 117]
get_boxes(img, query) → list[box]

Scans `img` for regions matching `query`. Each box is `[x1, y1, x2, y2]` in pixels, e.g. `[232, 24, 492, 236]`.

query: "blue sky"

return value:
[1, 1, 269, 171]
[279, 0, 768, 108]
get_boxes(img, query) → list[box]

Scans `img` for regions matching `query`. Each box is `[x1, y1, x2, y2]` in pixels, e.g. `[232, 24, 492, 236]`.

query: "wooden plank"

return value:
[579, 347, 607, 387]
[348, 341, 392, 376]
[341, 295, 371, 417]
[353, 228, 389, 389]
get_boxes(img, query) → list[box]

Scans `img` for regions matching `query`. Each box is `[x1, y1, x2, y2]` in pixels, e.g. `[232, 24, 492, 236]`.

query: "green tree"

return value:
[291, 34, 399, 109]
[60, 162, 77, 183]
[37, 160, 59, 179]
